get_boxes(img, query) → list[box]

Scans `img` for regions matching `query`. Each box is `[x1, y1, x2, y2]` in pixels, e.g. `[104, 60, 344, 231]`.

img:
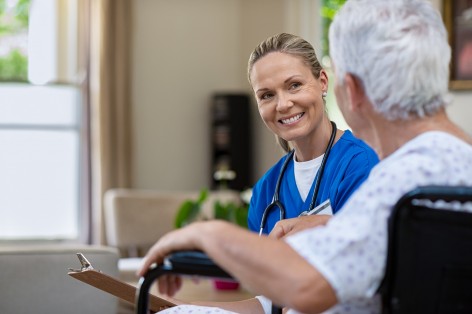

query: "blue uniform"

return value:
[248, 130, 379, 234]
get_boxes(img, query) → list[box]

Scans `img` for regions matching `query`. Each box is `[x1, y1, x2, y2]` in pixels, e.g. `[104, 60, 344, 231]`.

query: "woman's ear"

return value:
[319, 69, 329, 94]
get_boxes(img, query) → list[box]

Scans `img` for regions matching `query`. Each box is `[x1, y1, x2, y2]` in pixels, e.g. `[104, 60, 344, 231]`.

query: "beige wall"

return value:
[132, 0, 288, 191]
[132, 0, 242, 190]
[131, 0, 472, 191]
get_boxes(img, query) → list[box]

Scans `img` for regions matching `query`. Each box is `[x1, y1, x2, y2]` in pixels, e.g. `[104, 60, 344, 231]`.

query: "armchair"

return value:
[0, 244, 119, 314]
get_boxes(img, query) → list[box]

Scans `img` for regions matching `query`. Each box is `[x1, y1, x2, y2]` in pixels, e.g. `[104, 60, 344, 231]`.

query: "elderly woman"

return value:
[138, 0, 472, 313]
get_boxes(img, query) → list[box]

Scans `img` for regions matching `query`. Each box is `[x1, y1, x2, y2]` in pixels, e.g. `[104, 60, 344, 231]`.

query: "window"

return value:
[0, 0, 86, 241]
[321, 0, 346, 62]
[0, 0, 29, 82]
[322, 0, 349, 130]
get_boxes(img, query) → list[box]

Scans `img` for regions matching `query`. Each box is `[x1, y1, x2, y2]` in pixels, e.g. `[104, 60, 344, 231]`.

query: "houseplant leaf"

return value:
[234, 205, 249, 228]
[197, 188, 208, 205]
[174, 200, 200, 228]
[174, 188, 209, 228]
[214, 200, 230, 221]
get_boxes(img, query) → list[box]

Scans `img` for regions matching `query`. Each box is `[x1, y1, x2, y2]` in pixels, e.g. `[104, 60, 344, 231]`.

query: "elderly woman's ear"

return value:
[344, 73, 369, 112]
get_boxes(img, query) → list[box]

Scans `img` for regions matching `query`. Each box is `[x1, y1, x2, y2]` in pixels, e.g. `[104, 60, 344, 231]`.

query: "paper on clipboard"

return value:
[68, 253, 175, 312]
[299, 199, 333, 217]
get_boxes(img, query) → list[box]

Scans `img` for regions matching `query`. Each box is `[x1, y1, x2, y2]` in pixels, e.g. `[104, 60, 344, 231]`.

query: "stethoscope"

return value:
[258, 121, 337, 235]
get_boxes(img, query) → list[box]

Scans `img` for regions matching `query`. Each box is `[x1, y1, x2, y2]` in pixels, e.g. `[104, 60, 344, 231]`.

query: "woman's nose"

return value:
[276, 95, 293, 112]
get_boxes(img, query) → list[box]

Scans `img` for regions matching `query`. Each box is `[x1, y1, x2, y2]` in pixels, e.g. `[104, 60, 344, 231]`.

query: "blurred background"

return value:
[0, 0, 470, 245]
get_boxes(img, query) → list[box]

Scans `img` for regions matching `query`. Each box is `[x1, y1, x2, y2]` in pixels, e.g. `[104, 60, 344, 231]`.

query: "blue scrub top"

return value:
[248, 130, 379, 234]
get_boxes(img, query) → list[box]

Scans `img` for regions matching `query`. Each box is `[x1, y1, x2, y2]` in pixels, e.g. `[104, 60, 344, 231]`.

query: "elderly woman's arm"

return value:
[138, 220, 337, 314]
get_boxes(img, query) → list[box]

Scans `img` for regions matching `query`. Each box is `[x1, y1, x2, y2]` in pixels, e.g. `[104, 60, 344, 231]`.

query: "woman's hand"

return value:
[269, 215, 331, 239]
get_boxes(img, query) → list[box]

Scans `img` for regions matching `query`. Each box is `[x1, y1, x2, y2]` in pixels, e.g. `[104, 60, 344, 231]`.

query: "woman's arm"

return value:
[138, 220, 337, 313]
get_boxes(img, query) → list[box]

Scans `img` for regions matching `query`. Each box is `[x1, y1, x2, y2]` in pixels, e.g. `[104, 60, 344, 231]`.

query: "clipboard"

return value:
[68, 253, 175, 312]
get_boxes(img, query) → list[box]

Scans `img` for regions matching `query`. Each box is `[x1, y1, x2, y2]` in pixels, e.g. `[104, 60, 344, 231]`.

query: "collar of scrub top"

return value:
[258, 121, 337, 236]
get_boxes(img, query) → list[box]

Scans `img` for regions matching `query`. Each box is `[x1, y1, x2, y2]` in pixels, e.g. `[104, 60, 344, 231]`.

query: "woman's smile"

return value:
[279, 112, 305, 125]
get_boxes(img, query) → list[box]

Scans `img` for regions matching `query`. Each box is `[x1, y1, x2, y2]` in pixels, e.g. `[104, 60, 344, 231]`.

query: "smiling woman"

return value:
[245, 33, 379, 236]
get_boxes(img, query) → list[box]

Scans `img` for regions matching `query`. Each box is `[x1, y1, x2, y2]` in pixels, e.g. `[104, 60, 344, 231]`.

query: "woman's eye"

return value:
[290, 82, 301, 89]
[260, 93, 273, 100]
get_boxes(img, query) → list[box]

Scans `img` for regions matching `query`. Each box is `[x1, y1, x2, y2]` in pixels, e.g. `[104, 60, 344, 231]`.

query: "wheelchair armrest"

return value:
[135, 250, 232, 314]
[164, 250, 233, 278]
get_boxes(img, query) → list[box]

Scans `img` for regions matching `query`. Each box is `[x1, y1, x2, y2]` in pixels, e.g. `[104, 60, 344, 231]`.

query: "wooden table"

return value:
[169, 277, 254, 302]
[119, 277, 254, 314]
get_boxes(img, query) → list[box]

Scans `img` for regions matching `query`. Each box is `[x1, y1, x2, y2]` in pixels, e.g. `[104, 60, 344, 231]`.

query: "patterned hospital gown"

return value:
[160, 132, 472, 314]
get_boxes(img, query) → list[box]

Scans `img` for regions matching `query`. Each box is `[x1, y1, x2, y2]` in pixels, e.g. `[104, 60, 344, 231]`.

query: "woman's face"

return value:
[250, 52, 328, 145]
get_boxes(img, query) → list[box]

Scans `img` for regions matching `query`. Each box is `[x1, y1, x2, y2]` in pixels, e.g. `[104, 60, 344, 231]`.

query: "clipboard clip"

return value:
[68, 253, 96, 272]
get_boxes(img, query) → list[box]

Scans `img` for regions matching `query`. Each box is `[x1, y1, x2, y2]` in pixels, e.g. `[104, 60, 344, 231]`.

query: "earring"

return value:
[322, 91, 327, 98]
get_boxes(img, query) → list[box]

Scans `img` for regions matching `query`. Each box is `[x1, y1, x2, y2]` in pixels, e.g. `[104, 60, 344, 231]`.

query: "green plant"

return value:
[174, 189, 208, 228]
[321, 0, 346, 58]
[213, 200, 248, 228]
[0, 0, 31, 81]
[174, 188, 249, 229]
[0, 49, 28, 81]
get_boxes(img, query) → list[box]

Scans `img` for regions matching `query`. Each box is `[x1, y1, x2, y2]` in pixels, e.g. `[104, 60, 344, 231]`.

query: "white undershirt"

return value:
[293, 153, 323, 201]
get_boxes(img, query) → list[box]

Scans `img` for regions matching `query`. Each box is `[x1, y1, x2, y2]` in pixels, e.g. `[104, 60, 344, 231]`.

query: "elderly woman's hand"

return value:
[269, 215, 331, 239]
[136, 222, 206, 295]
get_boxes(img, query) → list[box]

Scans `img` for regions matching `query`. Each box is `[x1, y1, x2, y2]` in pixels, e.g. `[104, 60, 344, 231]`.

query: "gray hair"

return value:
[329, 0, 451, 120]
[248, 33, 324, 152]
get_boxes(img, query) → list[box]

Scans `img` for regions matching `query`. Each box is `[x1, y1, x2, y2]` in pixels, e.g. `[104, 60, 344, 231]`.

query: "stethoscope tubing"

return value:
[258, 121, 337, 235]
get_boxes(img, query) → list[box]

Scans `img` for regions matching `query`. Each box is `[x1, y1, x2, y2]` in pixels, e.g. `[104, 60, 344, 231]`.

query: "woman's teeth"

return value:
[281, 113, 303, 124]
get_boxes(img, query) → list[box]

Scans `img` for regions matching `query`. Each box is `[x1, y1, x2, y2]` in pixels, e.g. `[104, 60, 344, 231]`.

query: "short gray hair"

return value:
[329, 0, 451, 120]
